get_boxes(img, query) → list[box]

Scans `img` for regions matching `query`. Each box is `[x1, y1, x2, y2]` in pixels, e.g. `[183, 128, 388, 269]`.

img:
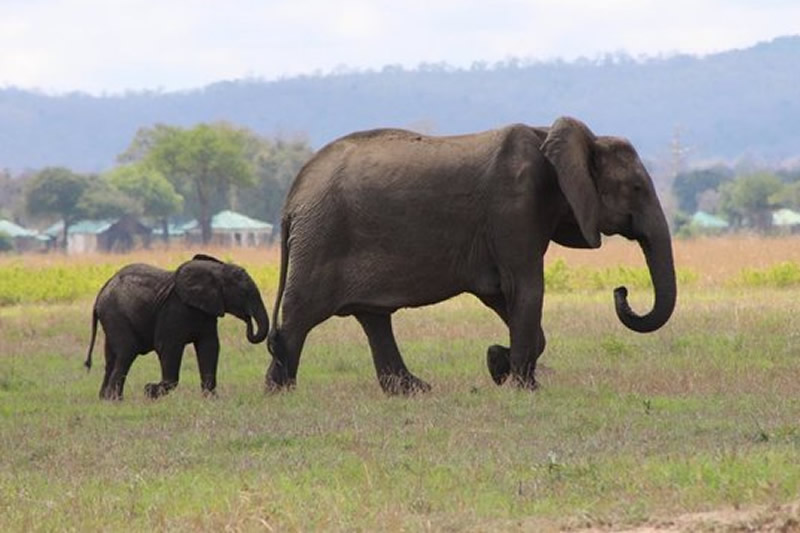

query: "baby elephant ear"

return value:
[175, 259, 225, 317]
[541, 116, 602, 249]
[192, 253, 223, 264]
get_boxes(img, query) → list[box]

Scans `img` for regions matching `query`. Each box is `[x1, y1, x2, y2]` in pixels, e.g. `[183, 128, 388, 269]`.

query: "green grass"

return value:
[1, 285, 800, 530]
[0, 282, 800, 531]
[0, 260, 282, 307]
[730, 260, 800, 288]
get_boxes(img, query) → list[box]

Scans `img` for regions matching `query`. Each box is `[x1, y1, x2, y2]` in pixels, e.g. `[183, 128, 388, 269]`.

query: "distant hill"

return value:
[1, 35, 799, 173]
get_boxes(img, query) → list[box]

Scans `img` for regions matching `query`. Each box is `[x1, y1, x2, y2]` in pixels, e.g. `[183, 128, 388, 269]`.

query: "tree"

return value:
[125, 123, 255, 244]
[719, 172, 784, 232]
[672, 166, 734, 214]
[771, 181, 800, 211]
[78, 178, 140, 220]
[106, 163, 184, 242]
[25, 167, 91, 249]
[116, 124, 179, 164]
[233, 136, 313, 226]
[0, 169, 29, 222]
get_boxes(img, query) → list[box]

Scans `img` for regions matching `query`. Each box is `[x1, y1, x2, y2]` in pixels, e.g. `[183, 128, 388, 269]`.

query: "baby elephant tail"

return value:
[84, 307, 99, 371]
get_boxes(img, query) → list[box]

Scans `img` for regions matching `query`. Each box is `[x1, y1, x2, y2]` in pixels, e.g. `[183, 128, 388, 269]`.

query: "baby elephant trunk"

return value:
[246, 297, 270, 344]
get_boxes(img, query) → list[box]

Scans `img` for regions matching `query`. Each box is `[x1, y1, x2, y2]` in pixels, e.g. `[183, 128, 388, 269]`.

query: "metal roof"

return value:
[183, 210, 272, 232]
[0, 219, 38, 238]
[691, 211, 729, 228]
[44, 219, 115, 236]
[151, 223, 188, 236]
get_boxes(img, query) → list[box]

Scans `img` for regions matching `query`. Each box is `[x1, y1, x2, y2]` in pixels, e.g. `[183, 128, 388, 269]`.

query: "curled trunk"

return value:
[246, 298, 270, 343]
[614, 226, 677, 333]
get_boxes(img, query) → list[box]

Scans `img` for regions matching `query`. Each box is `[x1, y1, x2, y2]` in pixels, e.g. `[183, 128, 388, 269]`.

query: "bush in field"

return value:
[0, 263, 121, 306]
[544, 259, 698, 293]
[0, 259, 282, 307]
[732, 261, 800, 288]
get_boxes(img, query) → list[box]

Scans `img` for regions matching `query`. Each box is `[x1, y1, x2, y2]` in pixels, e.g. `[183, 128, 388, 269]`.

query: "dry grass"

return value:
[0, 243, 282, 269]
[549, 235, 800, 286]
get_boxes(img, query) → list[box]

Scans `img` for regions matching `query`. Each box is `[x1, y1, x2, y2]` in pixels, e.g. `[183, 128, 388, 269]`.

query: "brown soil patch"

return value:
[597, 500, 800, 532]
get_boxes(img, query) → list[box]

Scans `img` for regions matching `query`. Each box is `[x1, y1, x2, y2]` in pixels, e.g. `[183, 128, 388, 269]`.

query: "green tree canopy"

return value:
[771, 181, 800, 211]
[672, 166, 734, 214]
[78, 179, 140, 220]
[719, 172, 784, 232]
[25, 167, 91, 248]
[124, 123, 255, 243]
[233, 136, 313, 225]
[106, 163, 184, 240]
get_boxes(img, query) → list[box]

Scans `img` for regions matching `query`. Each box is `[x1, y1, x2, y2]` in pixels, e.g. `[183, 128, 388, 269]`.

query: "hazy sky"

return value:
[1, 0, 798, 95]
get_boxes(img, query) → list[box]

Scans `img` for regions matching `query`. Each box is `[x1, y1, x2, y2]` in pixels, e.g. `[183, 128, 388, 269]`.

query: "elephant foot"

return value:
[265, 359, 295, 394]
[509, 374, 539, 391]
[378, 372, 431, 396]
[99, 388, 123, 401]
[264, 378, 296, 394]
[487, 345, 511, 385]
[144, 381, 177, 399]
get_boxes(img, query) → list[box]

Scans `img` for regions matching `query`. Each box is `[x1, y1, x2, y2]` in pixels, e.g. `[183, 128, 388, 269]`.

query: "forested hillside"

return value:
[1, 36, 798, 172]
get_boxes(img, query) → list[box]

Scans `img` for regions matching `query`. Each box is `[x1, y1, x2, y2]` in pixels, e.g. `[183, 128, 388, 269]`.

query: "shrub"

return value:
[732, 261, 800, 288]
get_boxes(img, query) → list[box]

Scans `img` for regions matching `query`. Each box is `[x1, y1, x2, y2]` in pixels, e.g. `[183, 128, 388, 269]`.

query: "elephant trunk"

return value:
[246, 297, 270, 344]
[614, 214, 676, 333]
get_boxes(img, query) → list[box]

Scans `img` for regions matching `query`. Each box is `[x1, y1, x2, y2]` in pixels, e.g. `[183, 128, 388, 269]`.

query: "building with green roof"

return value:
[44, 216, 152, 254]
[183, 210, 273, 247]
[772, 208, 800, 229]
[0, 219, 42, 252]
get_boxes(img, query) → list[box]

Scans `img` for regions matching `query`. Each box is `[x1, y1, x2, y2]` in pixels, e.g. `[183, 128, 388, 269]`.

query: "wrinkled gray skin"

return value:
[85, 254, 269, 400]
[267, 116, 676, 394]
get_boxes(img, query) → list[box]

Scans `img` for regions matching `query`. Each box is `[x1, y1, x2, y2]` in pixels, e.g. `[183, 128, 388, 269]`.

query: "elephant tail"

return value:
[84, 306, 99, 372]
[267, 215, 290, 363]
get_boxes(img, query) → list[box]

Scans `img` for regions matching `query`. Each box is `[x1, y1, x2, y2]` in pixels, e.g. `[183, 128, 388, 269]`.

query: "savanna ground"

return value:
[1, 236, 799, 531]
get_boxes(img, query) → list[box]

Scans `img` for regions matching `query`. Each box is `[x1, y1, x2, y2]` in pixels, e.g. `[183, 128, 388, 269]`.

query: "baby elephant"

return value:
[85, 254, 269, 400]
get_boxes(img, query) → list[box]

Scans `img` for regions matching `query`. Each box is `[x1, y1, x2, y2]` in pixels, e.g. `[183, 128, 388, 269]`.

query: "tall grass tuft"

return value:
[731, 261, 800, 288]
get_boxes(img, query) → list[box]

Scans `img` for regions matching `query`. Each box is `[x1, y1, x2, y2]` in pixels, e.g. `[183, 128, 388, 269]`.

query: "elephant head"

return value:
[175, 254, 269, 343]
[542, 117, 676, 333]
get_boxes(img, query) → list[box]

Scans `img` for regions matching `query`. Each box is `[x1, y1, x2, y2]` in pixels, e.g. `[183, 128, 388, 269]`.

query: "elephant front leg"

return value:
[478, 293, 546, 386]
[355, 312, 431, 395]
[486, 328, 546, 385]
[145, 345, 184, 399]
[194, 332, 220, 397]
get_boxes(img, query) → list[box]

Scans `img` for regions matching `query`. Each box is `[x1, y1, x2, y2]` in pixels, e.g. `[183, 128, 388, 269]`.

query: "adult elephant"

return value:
[266, 116, 676, 394]
[85, 254, 269, 400]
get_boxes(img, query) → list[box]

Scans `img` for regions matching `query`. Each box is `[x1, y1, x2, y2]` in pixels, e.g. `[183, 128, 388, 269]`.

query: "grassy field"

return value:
[1, 237, 799, 531]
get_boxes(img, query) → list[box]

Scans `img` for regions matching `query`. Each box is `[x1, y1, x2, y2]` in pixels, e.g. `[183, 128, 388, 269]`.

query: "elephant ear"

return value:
[541, 117, 602, 249]
[175, 259, 225, 317]
[191, 253, 223, 264]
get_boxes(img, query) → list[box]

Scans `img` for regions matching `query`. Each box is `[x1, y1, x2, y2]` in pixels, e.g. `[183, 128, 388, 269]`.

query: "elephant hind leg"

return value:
[355, 312, 431, 395]
[99, 338, 116, 399]
[104, 351, 136, 401]
[265, 290, 334, 393]
[265, 323, 310, 393]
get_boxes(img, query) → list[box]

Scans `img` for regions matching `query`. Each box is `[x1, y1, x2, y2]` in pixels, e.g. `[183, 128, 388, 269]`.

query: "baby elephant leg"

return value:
[145, 345, 185, 399]
[194, 332, 220, 397]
